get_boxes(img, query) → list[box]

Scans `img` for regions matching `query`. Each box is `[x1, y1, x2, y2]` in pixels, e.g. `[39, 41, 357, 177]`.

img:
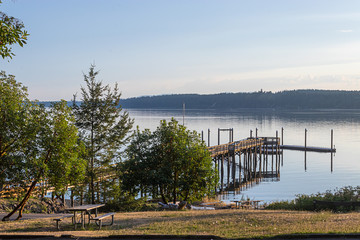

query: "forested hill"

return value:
[120, 90, 360, 110]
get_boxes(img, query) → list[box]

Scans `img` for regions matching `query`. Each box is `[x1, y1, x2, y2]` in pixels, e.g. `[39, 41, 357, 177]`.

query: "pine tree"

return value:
[73, 65, 133, 204]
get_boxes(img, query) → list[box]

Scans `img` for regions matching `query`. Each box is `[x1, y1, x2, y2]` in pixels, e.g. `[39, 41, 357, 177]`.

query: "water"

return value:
[127, 108, 360, 203]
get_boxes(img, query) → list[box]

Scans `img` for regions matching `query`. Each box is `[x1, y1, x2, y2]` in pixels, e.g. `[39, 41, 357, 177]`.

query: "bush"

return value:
[103, 195, 158, 212]
[265, 186, 360, 212]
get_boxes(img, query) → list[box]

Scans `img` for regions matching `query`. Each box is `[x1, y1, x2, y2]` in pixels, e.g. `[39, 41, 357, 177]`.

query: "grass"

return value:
[1, 209, 360, 238]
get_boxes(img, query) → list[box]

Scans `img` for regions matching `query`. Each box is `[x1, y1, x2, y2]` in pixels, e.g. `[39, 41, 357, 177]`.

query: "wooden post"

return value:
[331, 129, 333, 150]
[232, 153, 236, 189]
[221, 155, 224, 192]
[281, 128, 284, 166]
[214, 157, 218, 193]
[266, 138, 268, 164]
[227, 155, 230, 187]
[271, 137, 274, 162]
[208, 129, 210, 147]
[305, 129, 307, 171]
[218, 128, 220, 145]
[266, 146, 268, 173]
[259, 143, 262, 177]
[331, 125, 334, 173]
[249, 148, 252, 180]
[244, 150, 248, 181]
[250, 130, 253, 138]
[276, 130, 280, 169]
[239, 152, 242, 184]
[201, 130, 204, 142]
[256, 128, 258, 138]
[254, 147, 257, 179]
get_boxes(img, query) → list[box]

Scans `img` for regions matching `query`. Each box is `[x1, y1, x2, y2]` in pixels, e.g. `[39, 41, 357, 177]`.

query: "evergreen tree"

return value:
[73, 65, 133, 204]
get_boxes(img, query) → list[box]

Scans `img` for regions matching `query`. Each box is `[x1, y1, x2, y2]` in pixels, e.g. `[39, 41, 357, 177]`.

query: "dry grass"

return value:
[1, 209, 360, 238]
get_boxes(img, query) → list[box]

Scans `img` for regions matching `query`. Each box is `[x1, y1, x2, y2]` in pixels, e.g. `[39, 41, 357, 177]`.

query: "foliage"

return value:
[120, 118, 218, 204]
[72, 64, 133, 204]
[265, 186, 360, 212]
[0, 1, 29, 59]
[103, 196, 158, 212]
[0, 72, 85, 220]
[0, 71, 32, 192]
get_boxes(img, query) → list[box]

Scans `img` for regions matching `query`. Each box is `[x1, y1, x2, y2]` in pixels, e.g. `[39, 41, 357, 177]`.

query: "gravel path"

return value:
[0, 213, 68, 221]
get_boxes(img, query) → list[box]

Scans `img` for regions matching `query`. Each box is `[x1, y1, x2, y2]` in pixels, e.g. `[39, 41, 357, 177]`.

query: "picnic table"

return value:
[65, 204, 105, 229]
[233, 200, 262, 209]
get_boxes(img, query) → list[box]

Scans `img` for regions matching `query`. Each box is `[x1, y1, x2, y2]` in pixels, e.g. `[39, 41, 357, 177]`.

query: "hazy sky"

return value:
[2, 0, 360, 100]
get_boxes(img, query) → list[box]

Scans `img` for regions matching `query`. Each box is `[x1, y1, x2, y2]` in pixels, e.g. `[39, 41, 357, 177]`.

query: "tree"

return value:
[0, 1, 29, 60]
[1, 92, 85, 221]
[0, 71, 33, 195]
[72, 64, 134, 204]
[121, 118, 217, 204]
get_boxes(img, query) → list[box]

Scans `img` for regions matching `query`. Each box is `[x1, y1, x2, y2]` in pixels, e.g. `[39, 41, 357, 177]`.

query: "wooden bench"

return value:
[53, 214, 75, 230]
[89, 212, 115, 229]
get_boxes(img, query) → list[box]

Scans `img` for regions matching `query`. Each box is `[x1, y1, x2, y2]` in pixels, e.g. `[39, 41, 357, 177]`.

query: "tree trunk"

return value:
[160, 185, 167, 204]
[2, 180, 37, 221]
[184, 191, 189, 202]
[173, 172, 178, 204]
[90, 167, 95, 204]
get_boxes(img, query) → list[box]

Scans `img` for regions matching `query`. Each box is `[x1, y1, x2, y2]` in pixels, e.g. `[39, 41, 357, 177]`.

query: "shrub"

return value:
[265, 186, 360, 212]
[103, 195, 158, 212]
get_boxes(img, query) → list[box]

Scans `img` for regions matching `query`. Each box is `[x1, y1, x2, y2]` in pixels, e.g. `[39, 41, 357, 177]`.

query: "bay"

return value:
[127, 108, 360, 203]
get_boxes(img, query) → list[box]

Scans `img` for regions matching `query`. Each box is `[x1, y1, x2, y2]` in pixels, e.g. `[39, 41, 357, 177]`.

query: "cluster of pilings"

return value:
[211, 136, 282, 193]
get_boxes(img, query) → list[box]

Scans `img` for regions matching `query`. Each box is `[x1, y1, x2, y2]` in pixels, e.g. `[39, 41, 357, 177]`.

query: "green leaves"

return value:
[0, 73, 85, 199]
[122, 118, 217, 204]
[0, 9, 29, 60]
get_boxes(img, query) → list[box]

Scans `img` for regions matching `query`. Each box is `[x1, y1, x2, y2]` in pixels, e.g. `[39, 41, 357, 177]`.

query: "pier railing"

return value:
[208, 138, 265, 157]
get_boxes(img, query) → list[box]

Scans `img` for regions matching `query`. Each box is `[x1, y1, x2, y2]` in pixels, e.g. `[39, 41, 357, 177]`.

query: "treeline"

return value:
[120, 90, 360, 110]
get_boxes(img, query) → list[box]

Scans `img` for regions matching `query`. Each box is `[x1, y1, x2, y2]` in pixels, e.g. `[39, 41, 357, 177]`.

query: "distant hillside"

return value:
[120, 90, 360, 110]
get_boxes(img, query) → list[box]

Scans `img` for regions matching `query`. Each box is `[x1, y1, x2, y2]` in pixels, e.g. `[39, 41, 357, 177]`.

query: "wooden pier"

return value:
[208, 137, 281, 193]
[206, 128, 336, 193]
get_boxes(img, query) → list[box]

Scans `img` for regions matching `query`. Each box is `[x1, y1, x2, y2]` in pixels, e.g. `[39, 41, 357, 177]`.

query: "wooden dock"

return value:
[208, 138, 264, 157]
[280, 145, 336, 153]
[207, 131, 335, 193]
[208, 136, 281, 193]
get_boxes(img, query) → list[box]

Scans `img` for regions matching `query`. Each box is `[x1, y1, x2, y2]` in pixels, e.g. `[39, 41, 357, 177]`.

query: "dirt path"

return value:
[0, 213, 66, 221]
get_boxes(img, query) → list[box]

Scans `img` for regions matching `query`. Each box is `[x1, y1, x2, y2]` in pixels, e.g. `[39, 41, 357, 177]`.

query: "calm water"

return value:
[127, 108, 360, 203]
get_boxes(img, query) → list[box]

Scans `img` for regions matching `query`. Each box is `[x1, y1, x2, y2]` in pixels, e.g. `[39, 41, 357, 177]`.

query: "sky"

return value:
[2, 0, 360, 101]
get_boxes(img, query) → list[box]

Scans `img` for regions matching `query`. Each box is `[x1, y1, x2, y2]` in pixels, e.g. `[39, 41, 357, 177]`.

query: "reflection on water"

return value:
[127, 108, 360, 202]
